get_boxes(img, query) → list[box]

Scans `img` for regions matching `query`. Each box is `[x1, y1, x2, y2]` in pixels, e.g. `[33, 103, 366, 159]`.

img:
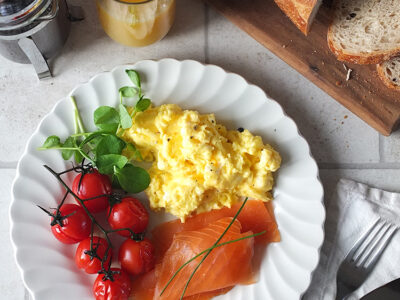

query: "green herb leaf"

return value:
[126, 143, 143, 161]
[95, 135, 126, 158]
[93, 106, 120, 132]
[114, 164, 150, 193]
[119, 86, 137, 98]
[74, 150, 84, 164]
[135, 98, 151, 112]
[119, 104, 133, 129]
[125, 70, 141, 89]
[41, 135, 62, 148]
[97, 154, 128, 174]
[80, 131, 106, 147]
[61, 136, 76, 160]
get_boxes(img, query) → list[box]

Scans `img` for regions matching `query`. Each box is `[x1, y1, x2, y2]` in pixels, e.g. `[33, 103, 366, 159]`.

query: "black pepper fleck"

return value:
[193, 125, 198, 130]
[237, 127, 244, 132]
[167, 138, 170, 142]
[190, 136, 193, 139]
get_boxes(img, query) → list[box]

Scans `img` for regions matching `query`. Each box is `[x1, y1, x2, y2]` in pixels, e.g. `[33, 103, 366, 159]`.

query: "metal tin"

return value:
[0, 0, 71, 79]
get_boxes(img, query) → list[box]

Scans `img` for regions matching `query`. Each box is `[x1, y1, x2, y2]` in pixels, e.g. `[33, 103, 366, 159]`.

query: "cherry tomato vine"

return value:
[39, 161, 146, 285]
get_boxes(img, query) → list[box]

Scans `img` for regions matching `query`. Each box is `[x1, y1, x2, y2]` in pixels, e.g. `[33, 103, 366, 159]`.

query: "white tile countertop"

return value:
[1, 0, 400, 299]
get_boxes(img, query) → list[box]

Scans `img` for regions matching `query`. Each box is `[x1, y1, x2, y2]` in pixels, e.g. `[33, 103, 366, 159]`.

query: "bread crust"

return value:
[274, 0, 320, 35]
[377, 62, 400, 91]
[327, 28, 400, 65]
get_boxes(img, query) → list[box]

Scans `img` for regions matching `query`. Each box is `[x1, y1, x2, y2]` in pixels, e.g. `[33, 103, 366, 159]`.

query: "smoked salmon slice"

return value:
[130, 270, 232, 300]
[153, 217, 254, 300]
[151, 200, 279, 259]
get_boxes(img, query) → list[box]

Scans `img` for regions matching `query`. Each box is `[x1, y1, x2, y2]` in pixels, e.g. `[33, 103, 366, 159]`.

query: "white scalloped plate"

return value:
[10, 59, 325, 300]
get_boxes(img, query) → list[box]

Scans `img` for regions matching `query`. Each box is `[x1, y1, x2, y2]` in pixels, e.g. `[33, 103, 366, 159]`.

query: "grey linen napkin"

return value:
[303, 179, 400, 300]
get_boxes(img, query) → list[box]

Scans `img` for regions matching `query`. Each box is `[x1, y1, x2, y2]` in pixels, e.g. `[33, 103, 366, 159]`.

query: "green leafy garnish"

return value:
[125, 69, 141, 93]
[39, 69, 152, 194]
[119, 86, 137, 98]
[114, 164, 150, 193]
[119, 104, 133, 129]
[95, 135, 126, 158]
[61, 136, 76, 160]
[135, 98, 151, 112]
[97, 154, 128, 174]
[41, 135, 62, 148]
[93, 106, 120, 133]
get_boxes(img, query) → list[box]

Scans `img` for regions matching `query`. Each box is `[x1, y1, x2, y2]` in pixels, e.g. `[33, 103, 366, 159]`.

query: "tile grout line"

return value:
[204, 4, 209, 64]
[378, 134, 385, 163]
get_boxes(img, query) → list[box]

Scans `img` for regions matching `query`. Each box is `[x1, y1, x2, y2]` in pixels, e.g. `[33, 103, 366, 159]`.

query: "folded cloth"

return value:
[303, 179, 400, 300]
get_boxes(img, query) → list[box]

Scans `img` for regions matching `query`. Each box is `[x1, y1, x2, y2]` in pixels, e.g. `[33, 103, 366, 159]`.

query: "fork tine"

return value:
[346, 218, 381, 262]
[363, 225, 398, 270]
[354, 221, 388, 265]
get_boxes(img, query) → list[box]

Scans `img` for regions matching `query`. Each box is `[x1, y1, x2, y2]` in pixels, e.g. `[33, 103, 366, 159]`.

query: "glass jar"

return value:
[95, 0, 175, 47]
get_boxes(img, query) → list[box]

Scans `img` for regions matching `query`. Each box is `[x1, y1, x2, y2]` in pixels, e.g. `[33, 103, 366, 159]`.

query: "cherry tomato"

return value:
[93, 268, 131, 300]
[75, 236, 111, 274]
[108, 197, 149, 237]
[72, 170, 112, 213]
[50, 204, 91, 244]
[119, 238, 155, 276]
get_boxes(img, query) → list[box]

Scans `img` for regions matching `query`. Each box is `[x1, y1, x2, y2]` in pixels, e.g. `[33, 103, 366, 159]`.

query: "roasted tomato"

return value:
[50, 204, 91, 244]
[108, 197, 149, 237]
[93, 268, 131, 300]
[72, 170, 112, 213]
[119, 238, 155, 276]
[75, 236, 111, 274]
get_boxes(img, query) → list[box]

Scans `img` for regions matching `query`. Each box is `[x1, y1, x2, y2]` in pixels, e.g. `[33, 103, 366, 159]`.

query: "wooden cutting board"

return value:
[204, 0, 400, 136]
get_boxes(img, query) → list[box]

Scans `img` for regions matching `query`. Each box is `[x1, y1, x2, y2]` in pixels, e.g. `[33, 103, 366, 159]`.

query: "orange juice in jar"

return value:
[96, 0, 176, 47]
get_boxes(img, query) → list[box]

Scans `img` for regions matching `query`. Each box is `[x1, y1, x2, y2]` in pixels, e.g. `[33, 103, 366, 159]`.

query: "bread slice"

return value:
[328, 0, 400, 64]
[274, 0, 322, 35]
[377, 57, 400, 90]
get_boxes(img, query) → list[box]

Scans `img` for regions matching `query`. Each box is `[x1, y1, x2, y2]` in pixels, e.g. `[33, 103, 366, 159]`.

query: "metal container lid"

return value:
[0, 0, 53, 33]
[0, 0, 36, 17]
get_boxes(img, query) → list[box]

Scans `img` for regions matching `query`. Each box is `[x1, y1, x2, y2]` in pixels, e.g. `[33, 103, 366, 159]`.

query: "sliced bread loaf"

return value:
[328, 0, 400, 64]
[274, 0, 322, 35]
[377, 57, 400, 90]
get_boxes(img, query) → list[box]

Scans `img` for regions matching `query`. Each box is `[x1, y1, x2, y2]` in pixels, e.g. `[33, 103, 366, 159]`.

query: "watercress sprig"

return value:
[39, 69, 151, 194]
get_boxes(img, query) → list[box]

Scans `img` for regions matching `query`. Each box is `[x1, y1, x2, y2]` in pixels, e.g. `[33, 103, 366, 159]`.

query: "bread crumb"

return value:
[344, 115, 348, 119]
[322, 61, 325, 65]
[282, 44, 287, 48]
[346, 68, 352, 81]
[336, 80, 342, 86]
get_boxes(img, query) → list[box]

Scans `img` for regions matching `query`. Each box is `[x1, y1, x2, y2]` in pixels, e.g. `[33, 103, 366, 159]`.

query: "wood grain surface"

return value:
[204, 0, 400, 136]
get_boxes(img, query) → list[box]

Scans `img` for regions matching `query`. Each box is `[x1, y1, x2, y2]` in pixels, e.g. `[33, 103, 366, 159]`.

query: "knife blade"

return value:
[361, 278, 400, 300]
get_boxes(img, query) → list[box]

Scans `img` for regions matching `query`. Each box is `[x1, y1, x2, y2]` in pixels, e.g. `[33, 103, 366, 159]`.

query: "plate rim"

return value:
[9, 58, 325, 299]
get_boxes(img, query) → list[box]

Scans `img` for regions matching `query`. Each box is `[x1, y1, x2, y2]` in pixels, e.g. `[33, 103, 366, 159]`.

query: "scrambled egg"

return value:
[122, 104, 281, 221]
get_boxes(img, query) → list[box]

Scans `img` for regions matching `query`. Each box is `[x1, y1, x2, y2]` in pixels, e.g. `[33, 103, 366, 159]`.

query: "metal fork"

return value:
[335, 218, 398, 300]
